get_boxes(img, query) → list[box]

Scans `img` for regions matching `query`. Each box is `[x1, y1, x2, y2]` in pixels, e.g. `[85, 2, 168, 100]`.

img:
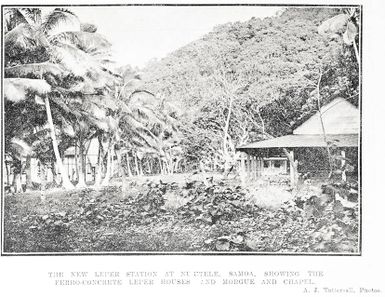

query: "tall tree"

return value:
[4, 8, 116, 189]
[141, 7, 359, 175]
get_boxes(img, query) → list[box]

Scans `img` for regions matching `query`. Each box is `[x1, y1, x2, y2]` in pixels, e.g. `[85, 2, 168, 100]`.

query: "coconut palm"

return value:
[4, 8, 116, 189]
[4, 96, 49, 191]
[318, 8, 360, 66]
[116, 78, 183, 177]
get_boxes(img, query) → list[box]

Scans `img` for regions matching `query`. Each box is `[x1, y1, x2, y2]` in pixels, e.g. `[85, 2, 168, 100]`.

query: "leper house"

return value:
[237, 97, 359, 183]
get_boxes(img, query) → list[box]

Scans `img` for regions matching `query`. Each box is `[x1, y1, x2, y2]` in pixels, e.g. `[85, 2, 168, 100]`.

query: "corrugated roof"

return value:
[237, 134, 358, 150]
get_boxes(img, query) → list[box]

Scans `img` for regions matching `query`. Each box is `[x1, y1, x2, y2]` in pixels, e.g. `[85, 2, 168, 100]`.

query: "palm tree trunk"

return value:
[25, 156, 33, 191]
[353, 41, 360, 69]
[138, 159, 143, 176]
[116, 150, 124, 178]
[110, 149, 115, 178]
[44, 96, 74, 189]
[5, 162, 10, 186]
[94, 156, 103, 186]
[126, 153, 132, 177]
[223, 95, 235, 173]
[134, 154, 140, 176]
[40, 163, 47, 201]
[12, 173, 23, 193]
[77, 135, 87, 188]
[74, 141, 79, 182]
[101, 148, 112, 186]
[166, 158, 173, 175]
[51, 160, 58, 187]
[174, 158, 181, 173]
[157, 157, 161, 174]
[282, 148, 299, 188]
[148, 159, 154, 175]
[94, 135, 103, 186]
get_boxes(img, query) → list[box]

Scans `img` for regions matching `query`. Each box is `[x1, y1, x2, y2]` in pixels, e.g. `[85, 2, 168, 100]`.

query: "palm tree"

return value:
[318, 8, 360, 66]
[115, 74, 183, 177]
[83, 67, 174, 184]
[4, 8, 116, 189]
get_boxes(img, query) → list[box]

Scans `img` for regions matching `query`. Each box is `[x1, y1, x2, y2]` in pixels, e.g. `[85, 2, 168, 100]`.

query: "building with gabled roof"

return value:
[237, 97, 359, 183]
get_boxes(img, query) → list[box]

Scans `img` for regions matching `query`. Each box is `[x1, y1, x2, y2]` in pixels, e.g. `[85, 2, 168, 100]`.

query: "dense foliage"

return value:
[3, 8, 180, 191]
[4, 178, 358, 253]
[4, 7, 360, 187]
[141, 7, 359, 168]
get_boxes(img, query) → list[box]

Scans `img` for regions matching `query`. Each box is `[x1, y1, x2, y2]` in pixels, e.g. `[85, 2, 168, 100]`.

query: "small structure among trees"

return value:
[237, 97, 359, 185]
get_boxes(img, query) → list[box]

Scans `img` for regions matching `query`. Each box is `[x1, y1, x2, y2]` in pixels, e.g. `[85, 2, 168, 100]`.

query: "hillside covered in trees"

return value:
[140, 7, 359, 173]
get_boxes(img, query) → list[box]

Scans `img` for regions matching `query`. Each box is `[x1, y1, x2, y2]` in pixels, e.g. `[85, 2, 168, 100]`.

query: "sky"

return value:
[67, 6, 282, 68]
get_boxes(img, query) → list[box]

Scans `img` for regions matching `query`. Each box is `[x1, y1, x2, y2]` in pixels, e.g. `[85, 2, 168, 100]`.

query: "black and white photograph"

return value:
[1, 3, 362, 255]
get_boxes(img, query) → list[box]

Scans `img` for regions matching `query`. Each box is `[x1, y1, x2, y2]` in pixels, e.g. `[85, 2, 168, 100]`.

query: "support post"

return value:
[341, 150, 346, 182]
[239, 152, 247, 186]
[240, 152, 246, 173]
[256, 157, 260, 177]
[246, 154, 251, 180]
[250, 155, 254, 180]
[289, 150, 296, 186]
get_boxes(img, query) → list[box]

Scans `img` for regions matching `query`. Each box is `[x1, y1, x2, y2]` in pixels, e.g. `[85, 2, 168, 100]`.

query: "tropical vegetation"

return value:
[3, 7, 360, 253]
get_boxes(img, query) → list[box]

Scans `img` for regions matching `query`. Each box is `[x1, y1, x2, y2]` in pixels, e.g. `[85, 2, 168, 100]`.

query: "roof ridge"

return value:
[320, 97, 347, 115]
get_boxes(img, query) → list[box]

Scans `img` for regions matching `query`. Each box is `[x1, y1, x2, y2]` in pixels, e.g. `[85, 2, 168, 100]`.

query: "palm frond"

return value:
[51, 42, 116, 86]
[131, 106, 161, 123]
[50, 42, 97, 76]
[84, 102, 106, 120]
[127, 89, 157, 103]
[5, 62, 65, 78]
[121, 106, 160, 130]
[31, 95, 45, 105]
[85, 94, 119, 110]
[98, 58, 116, 65]
[4, 23, 36, 51]
[86, 116, 111, 132]
[59, 115, 75, 137]
[17, 8, 39, 28]
[4, 78, 51, 102]
[5, 8, 32, 28]
[120, 114, 148, 131]
[100, 65, 121, 78]
[41, 8, 80, 37]
[49, 95, 73, 114]
[84, 70, 117, 88]
[80, 22, 97, 33]
[10, 137, 33, 158]
[130, 133, 158, 150]
[120, 115, 161, 148]
[51, 31, 111, 54]
[54, 83, 93, 95]
[22, 8, 42, 25]
[93, 120, 110, 132]
[318, 14, 349, 36]
[107, 116, 119, 131]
